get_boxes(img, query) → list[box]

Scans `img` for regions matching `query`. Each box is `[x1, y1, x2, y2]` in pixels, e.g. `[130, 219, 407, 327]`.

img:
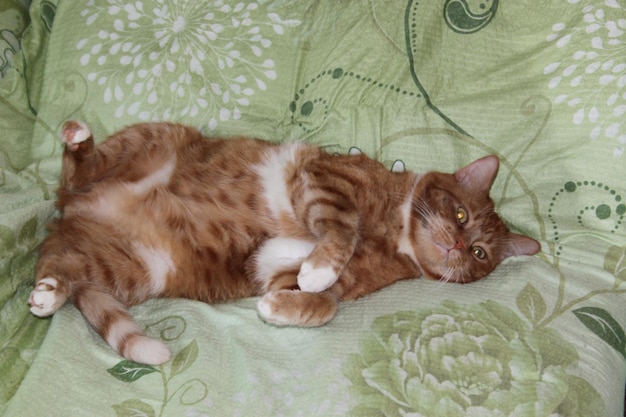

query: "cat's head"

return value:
[410, 155, 540, 284]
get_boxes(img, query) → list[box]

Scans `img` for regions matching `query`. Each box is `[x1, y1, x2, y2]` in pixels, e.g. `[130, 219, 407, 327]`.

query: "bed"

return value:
[1, 0, 625, 415]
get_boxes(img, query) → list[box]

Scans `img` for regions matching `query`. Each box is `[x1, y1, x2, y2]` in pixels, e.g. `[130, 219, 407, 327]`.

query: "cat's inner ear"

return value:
[454, 155, 499, 193]
[502, 234, 541, 259]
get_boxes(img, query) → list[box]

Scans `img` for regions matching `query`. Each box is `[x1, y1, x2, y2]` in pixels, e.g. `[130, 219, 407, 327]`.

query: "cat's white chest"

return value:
[397, 178, 420, 265]
[253, 143, 304, 221]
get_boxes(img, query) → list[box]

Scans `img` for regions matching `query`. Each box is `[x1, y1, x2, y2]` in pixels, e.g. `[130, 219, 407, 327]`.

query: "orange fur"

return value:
[29, 121, 540, 364]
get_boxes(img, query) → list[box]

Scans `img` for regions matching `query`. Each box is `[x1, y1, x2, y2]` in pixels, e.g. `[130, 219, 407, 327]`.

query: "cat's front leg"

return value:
[297, 261, 340, 293]
[297, 231, 358, 293]
[296, 199, 360, 292]
[257, 290, 338, 327]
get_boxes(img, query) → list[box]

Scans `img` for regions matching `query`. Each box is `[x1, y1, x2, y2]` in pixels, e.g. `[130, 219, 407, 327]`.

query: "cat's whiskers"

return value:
[411, 199, 437, 227]
[429, 265, 456, 292]
[454, 267, 468, 284]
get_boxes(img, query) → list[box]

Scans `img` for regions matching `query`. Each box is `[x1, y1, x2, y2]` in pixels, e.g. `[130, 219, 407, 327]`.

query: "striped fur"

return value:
[29, 121, 539, 364]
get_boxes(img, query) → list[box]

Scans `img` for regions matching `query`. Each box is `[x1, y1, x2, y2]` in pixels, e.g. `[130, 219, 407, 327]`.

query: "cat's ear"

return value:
[502, 234, 541, 259]
[454, 155, 499, 193]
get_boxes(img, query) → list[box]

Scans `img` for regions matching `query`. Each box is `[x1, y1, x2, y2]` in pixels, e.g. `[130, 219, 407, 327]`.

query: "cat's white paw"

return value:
[125, 336, 172, 365]
[257, 293, 276, 323]
[29, 277, 66, 317]
[257, 293, 291, 326]
[61, 120, 91, 148]
[297, 262, 338, 293]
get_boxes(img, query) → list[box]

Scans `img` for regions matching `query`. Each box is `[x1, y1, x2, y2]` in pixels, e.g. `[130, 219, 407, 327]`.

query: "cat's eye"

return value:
[472, 246, 486, 259]
[456, 207, 468, 225]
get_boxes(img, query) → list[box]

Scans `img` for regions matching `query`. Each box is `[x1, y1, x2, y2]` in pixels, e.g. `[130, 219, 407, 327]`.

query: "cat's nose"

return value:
[452, 238, 465, 250]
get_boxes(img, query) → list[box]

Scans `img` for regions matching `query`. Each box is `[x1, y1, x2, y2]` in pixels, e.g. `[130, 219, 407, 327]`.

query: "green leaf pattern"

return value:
[573, 307, 626, 360]
[110, 329, 208, 417]
[108, 361, 159, 383]
[604, 245, 626, 284]
[516, 283, 547, 325]
[112, 399, 156, 417]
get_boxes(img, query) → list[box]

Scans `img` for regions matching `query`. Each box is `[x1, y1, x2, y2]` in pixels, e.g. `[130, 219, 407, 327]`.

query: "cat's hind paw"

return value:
[297, 262, 338, 293]
[29, 277, 67, 317]
[123, 335, 172, 365]
[61, 120, 92, 151]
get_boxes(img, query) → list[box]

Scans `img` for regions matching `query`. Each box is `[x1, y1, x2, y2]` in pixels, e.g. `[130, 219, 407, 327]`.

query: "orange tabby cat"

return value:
[29, 121, 540, 365]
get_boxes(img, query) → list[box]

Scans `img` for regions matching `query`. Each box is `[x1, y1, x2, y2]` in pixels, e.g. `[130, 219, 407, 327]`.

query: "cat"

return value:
[29, 120, 540, 365]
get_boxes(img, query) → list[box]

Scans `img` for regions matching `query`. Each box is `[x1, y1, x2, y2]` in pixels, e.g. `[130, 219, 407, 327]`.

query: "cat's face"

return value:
[410, 156, 540, 284]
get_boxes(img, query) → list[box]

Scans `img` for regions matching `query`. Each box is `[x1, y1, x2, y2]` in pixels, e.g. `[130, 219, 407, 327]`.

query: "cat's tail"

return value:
[29, 277, 171, 365]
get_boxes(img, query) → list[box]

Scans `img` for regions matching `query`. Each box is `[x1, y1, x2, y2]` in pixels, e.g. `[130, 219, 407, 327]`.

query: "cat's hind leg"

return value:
[35, 247, 171, 364]
[29, 277, 69, 317]
[62, 120, 93, 152]
[73, 282, 171, 365]
[59, 120, 100, 191]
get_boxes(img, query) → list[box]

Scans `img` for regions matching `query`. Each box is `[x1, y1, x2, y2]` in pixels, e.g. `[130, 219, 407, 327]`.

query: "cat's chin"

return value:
[422, 269, 471, 284]
[415, 251, 471, 284]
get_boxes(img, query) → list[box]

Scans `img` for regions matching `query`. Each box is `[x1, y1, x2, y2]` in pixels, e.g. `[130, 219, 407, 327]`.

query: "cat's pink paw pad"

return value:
[29, 277, 65, 317]
[61, 120, 92, 150]
[297, 262, 338, 293]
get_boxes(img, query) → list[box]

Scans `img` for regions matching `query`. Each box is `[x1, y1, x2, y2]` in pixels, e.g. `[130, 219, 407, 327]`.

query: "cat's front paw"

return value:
[29, 277, 66, 317]
[257, 292, 292, 326]
[257, 290, 338, 327]
[61, 120, 92, 151]
[297, 262, 338, 293]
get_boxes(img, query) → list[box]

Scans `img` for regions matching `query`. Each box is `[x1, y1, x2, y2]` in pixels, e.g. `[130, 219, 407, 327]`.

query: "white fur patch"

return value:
[397, 178, 419, 264]
[257, 292, 292, 326]
[254, 143, 303, 220]
[254, 237, 315, 289]
[132, 243, 175, 295]
[297, 261, 337, 293]
[91, 192, 121, 222]
[125, 335, 172, 365]
[63, 120, 91, 145]
[126, 157, 176, 195]
[256, 293, 276, 321]
[105, 317, 145, 356]
[29, 277, 65, 317]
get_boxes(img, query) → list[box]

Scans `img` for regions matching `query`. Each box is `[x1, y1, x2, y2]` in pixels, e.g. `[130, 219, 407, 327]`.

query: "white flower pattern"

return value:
[76, 0, 300, 128]
[544, 0, 625, 157]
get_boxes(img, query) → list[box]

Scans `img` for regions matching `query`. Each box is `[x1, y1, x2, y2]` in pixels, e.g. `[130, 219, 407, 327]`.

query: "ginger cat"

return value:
[29, 121, 540, 365]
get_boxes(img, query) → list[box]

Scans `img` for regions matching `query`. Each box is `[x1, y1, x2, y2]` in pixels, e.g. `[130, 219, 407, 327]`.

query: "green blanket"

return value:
[1, 0, 625, 416]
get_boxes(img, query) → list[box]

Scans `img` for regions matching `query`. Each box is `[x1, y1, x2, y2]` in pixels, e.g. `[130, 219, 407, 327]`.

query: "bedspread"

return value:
[1, 1, 625, 416]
